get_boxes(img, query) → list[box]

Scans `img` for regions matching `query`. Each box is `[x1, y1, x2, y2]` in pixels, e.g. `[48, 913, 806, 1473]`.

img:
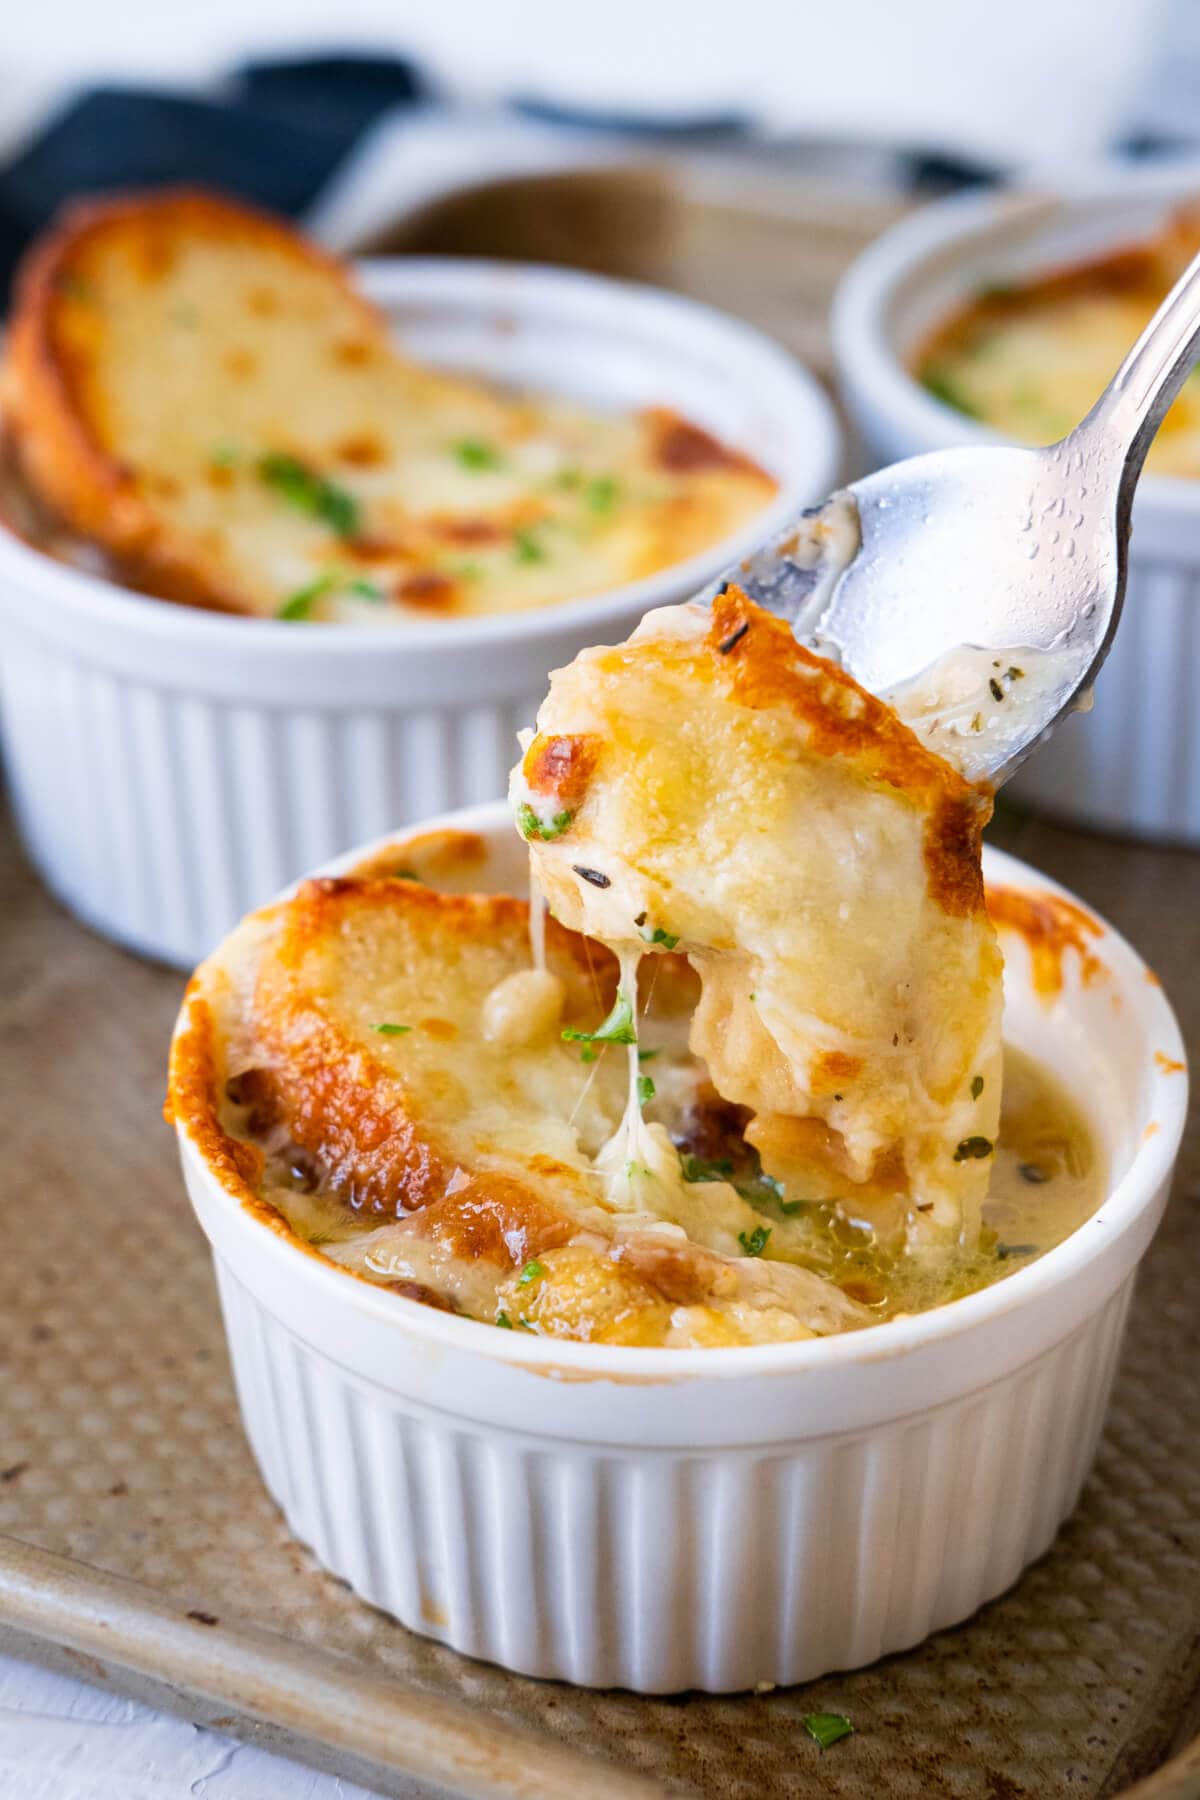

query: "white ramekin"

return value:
[172, 801, 1187, 1694]
[0, 259, 839, 969]
[832, 160, 1200, 844]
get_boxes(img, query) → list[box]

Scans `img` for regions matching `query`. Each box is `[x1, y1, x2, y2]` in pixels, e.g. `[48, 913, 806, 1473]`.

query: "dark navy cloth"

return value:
[0, 55, 427, 299]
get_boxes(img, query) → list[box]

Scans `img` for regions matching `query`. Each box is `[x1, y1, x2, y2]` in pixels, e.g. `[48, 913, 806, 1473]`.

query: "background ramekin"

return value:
[0, 258, 839, 969]
[172, 801, 1187, 1694]
[832, 159, 1200, 844]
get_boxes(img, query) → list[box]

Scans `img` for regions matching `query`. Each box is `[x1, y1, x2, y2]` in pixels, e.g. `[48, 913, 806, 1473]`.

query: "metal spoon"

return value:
[702, 245, 1200, 784]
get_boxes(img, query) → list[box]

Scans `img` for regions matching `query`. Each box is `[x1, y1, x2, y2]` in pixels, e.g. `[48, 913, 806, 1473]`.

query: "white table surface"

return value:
[0, 1652, 385, 1800]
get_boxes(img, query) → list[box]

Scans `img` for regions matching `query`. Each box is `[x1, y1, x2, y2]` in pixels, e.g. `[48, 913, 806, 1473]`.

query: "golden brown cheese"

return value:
[914, 209, 1200, 476]
[2, 188, 777, 620]
[513, 591, 1003, 1244]
[169, 868, 867, 1345]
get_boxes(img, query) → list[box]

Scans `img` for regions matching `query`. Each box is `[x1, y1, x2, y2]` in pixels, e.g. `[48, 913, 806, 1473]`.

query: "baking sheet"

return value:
[0, 790, 1198, 1799]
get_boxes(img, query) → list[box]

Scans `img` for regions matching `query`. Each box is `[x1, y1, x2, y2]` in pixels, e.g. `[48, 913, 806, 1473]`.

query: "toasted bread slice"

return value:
[3, 188, 776, 619]
[170, 870, 866, 1343]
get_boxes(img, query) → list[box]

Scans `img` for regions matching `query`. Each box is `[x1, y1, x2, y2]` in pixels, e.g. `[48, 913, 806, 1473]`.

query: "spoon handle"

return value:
[1074, 244, 1200, 499]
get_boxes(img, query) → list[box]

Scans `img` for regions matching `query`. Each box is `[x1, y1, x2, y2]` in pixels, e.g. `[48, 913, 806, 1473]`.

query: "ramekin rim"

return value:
[0, 255, 840, 654]
[829, 155, 1200, 521]
[174, 800, 1188, 1384]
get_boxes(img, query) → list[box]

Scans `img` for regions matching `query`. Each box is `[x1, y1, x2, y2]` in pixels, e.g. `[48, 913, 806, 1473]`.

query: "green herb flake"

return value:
[579, 1046, 598, 1064]
[259, 453, 360, 538]
[639, 922, 680, 950]
[803, 1712, 854, 1750]
[971, 1075, 984, 1099]
[516, 802, 573, 842]
[637, 1074, 656, 1108]
[348, 576, 384, 601]
[518, 1260, 546, 1287]
[1007, 666, 1025, 681]
[997, 1242, 1038, 1261]
[737, 1172, 785, 1205]
[562, 990, 637, 1047]
[453, 438, 503, 472]
[584, 474, 619, 514]
[779, 1198, 812, 1217]
[681, 1154, 733, 1184]
[921, 369, 981, 419]
[738, 1224, 772, 1258]
[637, 1048, 660, 1063]
[277, 571, 341, 621]
[371, 1023, 412, 1036]
[513, 527, 547, 565]
[496, 1310, 514, 1329]
[989, 677, 1004, 703]
[954, 1135, 995, 1162]
[392, 868, 421, 881]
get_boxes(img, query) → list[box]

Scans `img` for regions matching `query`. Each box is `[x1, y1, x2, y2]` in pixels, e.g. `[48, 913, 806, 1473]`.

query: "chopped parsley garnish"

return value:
[997, 1242, 1038, 1261]
[779, 1197, 812, 1217]
[516, 803, 573, 842]
[453, 438, 503, 471]
[637, 1074, 656, 1108]
[954, 1135, 995, 1162]
[738, 1172, 785, 1205]
[803, 1712, 854, 1750]
[921, 370, 980, 419]
[371, 1023, 412, 1036]
[970, 1075, 984, 1099]
[278, 573, 339, 621]
[518, 1260, 546, 1287]
[988, 677, 1004, 703]
[637, 1048, 660, 1062]
[579, 1047, 598, 1063]
[1019, 1161, 1050, 1184]
[738, 1224, 771, 1258]
[392, 867, 421, 881]
[514, 527, 546, 564]
[496, 1310, 514, 1329]
[681, 1154, 733, 1184]
[639, 922, 680, 950]
[585, 475, 619, 514]
[562, 990, 637, 1047]
[259, 453, 359, 537]
[1007, 666, 1025, 680]
[278, 570, 384, 620]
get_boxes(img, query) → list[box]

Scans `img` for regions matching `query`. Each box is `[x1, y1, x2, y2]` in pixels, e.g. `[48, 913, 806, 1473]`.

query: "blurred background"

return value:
[2, 0, 1199, 339]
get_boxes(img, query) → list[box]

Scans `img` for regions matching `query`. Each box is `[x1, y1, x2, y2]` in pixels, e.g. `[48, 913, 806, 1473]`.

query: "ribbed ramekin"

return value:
[0, 259, 838, 968]
[172, 803, 1187, 1694]
[832, 160, 1200, 843]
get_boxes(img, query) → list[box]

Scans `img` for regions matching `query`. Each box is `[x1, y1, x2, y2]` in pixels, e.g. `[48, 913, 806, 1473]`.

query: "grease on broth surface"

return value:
[246, 1042, 1102, 1330]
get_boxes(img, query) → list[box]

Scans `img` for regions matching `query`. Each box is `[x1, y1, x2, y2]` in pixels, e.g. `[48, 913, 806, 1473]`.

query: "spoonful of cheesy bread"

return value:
[512, 588, 1003, 1252]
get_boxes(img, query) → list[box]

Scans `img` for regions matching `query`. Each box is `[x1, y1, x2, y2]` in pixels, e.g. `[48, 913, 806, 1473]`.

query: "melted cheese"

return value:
[914, 210, 1200, 478]
[514, 591, 1003, 1247]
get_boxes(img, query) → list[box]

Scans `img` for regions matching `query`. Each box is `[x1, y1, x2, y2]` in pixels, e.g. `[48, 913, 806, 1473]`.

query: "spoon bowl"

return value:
[706, 241, 1200, 784]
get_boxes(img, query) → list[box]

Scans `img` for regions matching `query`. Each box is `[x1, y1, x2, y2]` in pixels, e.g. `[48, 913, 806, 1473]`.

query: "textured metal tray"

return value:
[0, 792, 1198, 1800]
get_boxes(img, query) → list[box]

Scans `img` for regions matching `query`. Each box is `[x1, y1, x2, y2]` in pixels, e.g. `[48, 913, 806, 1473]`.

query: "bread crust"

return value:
[3, 187, 385, 610]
